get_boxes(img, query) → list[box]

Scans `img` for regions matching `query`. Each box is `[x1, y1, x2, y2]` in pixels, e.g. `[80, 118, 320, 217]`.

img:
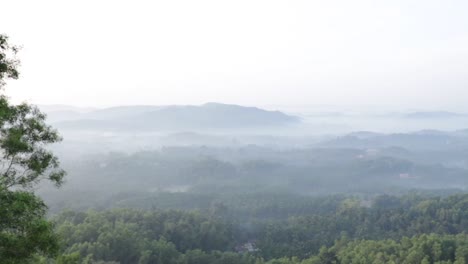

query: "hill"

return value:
[50, 103, 300, 131]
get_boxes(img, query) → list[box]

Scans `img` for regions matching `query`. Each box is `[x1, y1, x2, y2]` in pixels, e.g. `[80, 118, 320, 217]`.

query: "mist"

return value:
[2, 0, 468, 263]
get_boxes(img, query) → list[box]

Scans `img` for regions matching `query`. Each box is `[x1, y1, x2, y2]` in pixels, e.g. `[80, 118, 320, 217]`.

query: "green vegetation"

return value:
[32, 193, 468, 263]
[0, 34, 65, 263]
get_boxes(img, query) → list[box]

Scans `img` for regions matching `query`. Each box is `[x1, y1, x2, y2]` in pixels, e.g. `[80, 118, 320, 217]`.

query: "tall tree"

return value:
[0, 34, 65, 263]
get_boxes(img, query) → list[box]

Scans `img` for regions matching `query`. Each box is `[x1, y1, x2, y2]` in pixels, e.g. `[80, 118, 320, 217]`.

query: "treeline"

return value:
[39, 210, 254, 264]
[255, 194, 468, 259]
[263, 234, 468, 264]
[34, 193, 468, 263]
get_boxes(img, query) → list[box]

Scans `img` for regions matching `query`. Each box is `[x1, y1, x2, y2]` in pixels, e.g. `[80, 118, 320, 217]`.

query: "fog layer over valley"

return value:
[39, 103, 468, 213]
[33, 102, 468, 262]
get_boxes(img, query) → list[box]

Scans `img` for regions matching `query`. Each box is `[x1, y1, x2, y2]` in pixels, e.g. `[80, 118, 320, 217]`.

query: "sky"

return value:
[1, 0, 468, 110]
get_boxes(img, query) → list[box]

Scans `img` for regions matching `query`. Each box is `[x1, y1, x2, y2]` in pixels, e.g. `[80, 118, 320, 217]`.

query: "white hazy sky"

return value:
[2, 0, 468, 110]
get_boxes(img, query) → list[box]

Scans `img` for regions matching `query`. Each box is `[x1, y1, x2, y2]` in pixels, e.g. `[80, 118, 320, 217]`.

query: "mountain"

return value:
[52, 103, 300, 131]
[404, 111, 467, 119]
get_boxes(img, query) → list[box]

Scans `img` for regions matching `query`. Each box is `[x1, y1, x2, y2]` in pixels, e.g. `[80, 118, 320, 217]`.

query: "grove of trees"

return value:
[30, 193, 468, 263]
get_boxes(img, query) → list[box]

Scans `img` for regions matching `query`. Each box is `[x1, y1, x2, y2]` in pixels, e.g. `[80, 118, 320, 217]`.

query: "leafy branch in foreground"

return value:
[0, 97, 65, 188]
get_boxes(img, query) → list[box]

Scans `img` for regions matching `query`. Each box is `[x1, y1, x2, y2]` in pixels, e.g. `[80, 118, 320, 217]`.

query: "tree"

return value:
[0, 190, 59, 263]
[0, 35, 19, 89]
[0, 34, 65, 262]
[0, 98, 65, 188]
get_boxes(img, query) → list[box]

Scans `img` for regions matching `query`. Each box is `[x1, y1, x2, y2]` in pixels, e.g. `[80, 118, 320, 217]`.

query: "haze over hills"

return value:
[4, 0, 468, 262]
[31, 106, 468, 264]
[42, 103, 300, 131]
[320, 129, 468, 150]
[40, 103, 468, 136]
[403, 111, 468, 119]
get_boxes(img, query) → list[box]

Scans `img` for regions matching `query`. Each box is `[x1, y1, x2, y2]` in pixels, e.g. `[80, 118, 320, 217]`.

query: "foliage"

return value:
[282, 234, 468, 264]
[0, 34, 19, 89]
[49, 193, 468, 263]
[0, 188, 59, 263]
[0, 96, 65, 188]
[0, 34, 65, 262]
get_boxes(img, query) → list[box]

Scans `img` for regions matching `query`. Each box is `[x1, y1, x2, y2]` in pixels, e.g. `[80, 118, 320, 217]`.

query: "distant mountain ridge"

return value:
[404, 111, 467, 119]
[320, 129, 468, 150]
[46, 103, 300, 131]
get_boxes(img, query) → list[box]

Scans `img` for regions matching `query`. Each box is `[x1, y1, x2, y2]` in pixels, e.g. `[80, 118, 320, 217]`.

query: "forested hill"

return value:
[43, 103, 299, 131]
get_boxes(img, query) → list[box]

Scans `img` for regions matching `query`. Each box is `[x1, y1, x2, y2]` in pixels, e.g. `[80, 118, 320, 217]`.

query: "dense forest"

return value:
[29, 193, 468, 263]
